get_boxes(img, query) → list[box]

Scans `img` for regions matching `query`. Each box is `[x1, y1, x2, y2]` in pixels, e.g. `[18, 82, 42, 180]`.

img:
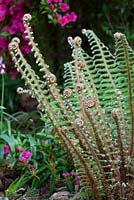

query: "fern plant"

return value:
[8, 13, 134, 200]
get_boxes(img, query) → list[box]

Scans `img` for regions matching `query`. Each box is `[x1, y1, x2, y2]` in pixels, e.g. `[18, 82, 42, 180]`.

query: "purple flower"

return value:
[28, 163, 37, 169]
[19, 156, 27, 163]
[62, 170, 74, 177]
[60, 3, 69, 12]
[19, 151, 32, 163]
[0, 36, 8, 51]
[4, 145, 10, 154]
[9, 1, 24, 16]
[7, 19, 24, 34]
[0, 0, 12, 4]
[47, 0, 53, 3]
[58, 11, 78, 27]
[20, 40, 32, 56]
[52, 13, 59, 20]
[21, 151, 32, 159]
[0, 57, 6, 74]
[69, 170, 74, 176]
[9, 68, 19, 80]
[76, 178, 81, 185]
[5, 0, 12, 5]
[49, 3, 55, 10]
[12, 11, 25, 20]
[62, 172, 70, 177]
[59, 15, 68, 26]
[16, 147, 24, 153]
[0, 4, 7, 22]
[65, 12, 78, 23]
[69, 12, 78, 22]
[53, 0, 62, 2]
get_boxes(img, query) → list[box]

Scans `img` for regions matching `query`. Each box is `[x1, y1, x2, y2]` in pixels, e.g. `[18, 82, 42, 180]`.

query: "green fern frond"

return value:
[114, 32, 134, 155]
[8, 13, 134, 200]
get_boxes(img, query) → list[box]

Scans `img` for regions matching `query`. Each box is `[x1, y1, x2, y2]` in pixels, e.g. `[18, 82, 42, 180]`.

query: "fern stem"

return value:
[9, 43, 63, 128]
[23, 14, 50, 74]
[112, 109, 126, 198]
[84, 30, 128, 139]
[48, 85, 74, 126]
[60, 126, 102, 200]
[121, 36, 134, 155]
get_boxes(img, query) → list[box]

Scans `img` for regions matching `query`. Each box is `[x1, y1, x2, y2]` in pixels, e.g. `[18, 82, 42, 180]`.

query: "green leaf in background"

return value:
[5, 175, 25, 197]
[27, 135, 36, 147]
[0, 134, 16, 152]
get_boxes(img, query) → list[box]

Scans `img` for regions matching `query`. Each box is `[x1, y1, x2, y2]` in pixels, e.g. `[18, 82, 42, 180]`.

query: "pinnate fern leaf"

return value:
[8, 14, 134, 200]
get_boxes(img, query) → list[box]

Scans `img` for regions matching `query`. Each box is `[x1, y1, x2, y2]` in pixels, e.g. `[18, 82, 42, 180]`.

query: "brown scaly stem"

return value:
[111, 109, 126, 198]
[60, 126, 102, 200]
[72, 37, 92, 128]
[47, 84, 74, 126]
[119, 34, 134, 156]
[8, 40, 65, 128]
[76, 46, 118, 159]
[23, 14, 50, 74]
[73, 122, 113, 199]
[23, 14, 74, 128]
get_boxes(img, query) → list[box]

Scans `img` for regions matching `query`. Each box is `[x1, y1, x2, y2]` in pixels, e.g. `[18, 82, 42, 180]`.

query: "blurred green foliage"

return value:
[0, 111, 74, 198]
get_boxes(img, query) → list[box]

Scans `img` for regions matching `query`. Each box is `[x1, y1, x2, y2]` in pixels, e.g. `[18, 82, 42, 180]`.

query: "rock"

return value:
[49, 191, 70, 200]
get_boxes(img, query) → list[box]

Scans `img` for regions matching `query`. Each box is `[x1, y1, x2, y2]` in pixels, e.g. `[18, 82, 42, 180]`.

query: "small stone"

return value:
[49, 191, 70, 200]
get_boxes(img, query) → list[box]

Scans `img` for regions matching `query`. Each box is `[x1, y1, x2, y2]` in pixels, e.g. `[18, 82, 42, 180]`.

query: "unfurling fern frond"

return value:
[8, 13, 134, 200]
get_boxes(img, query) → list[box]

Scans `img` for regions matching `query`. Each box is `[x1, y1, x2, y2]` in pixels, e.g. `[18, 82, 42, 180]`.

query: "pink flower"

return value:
[20, 41, 32, 56]
[5, 0, 12, 5]
[60, 3, 69, 12]
[47, 0, 62, 3]
[47, 0, 53, 3]
[65, 12, 77, 23]
[62, 172, 70, 177]
[62, 170, 74, 177]
[58, 15, 69, 26]
[0, 37, 8, 50]
[69, 12, 77, 22]
[19, 151, 32, 163]
[49, 3, 55, 10]
[9, 1, 24, 16]
[19, 156, 27, 163]
[53, 0, 62, 2]
[0, 50, 3, 55]
[16, 147, 24, 153]
[21, 151, 32, 159]
[58, 12, 78, 26]
[12, 11, 24, 20]
[7, 19, 24, 34]
[0, 57, 6, 74]
[0, 0, 12, 4]
[28, 163, 37, 169]
[4, 145, 10, 154]
[52, 13, 59, 20]
[69, 170, 74, 176]
[9, 68, 19, 80]
[0, 4, 7, 22]
[76, 178, 81, 185]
